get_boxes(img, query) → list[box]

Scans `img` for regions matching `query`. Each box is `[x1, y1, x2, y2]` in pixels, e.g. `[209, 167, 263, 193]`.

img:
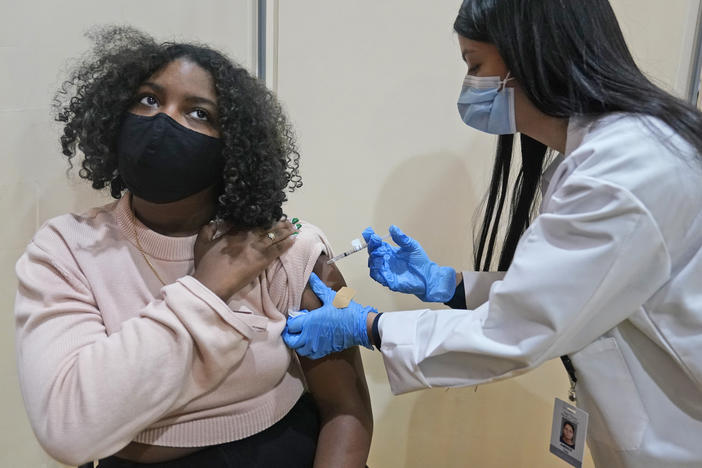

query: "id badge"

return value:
[549, 398, 589, 467]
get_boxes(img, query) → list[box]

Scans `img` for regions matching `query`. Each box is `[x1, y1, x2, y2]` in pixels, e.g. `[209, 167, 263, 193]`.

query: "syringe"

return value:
[326, 234, 391, 264]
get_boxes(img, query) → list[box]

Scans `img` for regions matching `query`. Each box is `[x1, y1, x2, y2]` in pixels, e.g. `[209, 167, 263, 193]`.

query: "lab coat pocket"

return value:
[570, 337, 649, 451]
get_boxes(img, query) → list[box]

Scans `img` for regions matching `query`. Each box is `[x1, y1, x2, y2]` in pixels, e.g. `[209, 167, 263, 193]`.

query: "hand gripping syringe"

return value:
[326, 234, 391, 265]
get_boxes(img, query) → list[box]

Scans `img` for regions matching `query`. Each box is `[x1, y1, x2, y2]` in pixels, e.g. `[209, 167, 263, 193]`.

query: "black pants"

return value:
[98, 393, 319, 468]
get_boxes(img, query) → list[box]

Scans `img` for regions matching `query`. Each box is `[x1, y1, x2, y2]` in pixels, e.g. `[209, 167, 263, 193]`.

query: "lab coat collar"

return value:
[564, 115, 594, 156]
[541, 115, 595, 203]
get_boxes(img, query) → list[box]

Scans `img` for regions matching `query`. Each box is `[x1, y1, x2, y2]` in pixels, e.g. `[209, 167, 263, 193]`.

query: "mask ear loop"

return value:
[498, 71, 514, 92]
[110, 174, 125, 198]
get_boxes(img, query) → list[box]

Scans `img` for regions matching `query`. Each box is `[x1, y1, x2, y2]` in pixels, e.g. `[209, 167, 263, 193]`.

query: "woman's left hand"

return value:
[193, 219, 296, 300]
[283, 273, 375, 359]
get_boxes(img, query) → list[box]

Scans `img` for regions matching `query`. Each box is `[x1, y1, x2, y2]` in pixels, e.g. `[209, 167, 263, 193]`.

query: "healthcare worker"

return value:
[283, 0, 702, 467]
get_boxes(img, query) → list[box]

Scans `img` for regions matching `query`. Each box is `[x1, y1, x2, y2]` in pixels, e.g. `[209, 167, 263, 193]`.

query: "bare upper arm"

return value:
[299, 253, 371, 417]
[300, 252, 346, 309]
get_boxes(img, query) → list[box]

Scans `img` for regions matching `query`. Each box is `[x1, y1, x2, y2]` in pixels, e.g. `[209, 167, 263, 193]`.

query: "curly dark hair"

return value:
[54, 25, 302, 228]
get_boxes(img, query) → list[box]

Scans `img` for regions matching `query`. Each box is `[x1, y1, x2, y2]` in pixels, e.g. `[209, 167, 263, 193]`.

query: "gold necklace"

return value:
[130, 204, 167, 287]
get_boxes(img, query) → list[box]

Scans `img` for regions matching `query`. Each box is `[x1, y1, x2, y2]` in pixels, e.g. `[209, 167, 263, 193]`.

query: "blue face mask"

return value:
[457, 72, 516, 135]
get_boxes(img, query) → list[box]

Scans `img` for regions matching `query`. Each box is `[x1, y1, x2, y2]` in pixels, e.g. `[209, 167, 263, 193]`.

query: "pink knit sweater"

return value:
[14, 195, 333, 466]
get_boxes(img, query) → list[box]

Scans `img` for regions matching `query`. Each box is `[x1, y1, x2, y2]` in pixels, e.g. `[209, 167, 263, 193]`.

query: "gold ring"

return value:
[267, 232, 276, 241]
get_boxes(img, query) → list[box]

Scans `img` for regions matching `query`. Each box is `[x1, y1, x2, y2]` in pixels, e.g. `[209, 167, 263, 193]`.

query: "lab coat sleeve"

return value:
[462, 271, 506, 310]
[379, 175, 671, 395]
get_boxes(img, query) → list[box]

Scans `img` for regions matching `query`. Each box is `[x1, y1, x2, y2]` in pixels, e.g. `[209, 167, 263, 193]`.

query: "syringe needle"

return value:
[326, 234, 390, 265]
[327, 247, 366, 264]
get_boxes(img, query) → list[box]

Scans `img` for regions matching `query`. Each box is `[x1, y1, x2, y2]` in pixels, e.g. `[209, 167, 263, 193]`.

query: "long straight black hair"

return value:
[454, 0, 702, 271]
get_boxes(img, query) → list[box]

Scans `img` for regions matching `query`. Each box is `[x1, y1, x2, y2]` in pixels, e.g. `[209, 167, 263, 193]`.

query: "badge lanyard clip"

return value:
[560, 355, 578, 403]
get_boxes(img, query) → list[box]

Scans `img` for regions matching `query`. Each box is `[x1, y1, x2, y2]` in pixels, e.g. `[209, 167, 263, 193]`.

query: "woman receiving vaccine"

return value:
[15, 26, 372, 468]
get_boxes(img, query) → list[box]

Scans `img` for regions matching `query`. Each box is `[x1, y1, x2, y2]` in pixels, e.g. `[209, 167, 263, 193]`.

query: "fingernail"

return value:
[291, 231, 300, 236]
[291, 218, 299, 224]
[295, 223, 302, 229]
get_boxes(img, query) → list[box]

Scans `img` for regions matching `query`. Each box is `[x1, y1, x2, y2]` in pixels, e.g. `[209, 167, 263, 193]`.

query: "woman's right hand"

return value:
[363, 225, 457, 302]
[193, 219, 297, 300]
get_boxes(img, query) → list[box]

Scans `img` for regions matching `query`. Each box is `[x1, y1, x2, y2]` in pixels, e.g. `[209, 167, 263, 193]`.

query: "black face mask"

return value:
[117, 112, 224, 204]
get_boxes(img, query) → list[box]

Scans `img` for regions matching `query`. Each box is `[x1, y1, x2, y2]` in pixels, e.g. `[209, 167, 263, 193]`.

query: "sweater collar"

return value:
[115, 194, 197, 261]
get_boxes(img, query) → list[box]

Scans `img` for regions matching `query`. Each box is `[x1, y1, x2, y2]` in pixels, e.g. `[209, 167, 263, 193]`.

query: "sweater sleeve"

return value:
[268, 221, 335, 313]
[14, 241, 252, 466]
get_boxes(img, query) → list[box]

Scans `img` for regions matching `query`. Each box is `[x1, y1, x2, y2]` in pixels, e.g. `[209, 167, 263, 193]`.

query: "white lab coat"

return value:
[378, 114, 702, 467]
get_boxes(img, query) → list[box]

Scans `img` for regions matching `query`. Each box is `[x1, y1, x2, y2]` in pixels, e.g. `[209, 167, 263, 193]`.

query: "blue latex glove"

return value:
[282, 273, 375, 359]
[362, 225, 456, 302]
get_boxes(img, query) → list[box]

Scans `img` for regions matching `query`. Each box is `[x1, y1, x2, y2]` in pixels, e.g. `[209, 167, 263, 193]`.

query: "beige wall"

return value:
[610, 0, 699, 97]
[274, 1, 698, 467]
[0, 1, 257, 466]
[0, 0, 697, 466]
